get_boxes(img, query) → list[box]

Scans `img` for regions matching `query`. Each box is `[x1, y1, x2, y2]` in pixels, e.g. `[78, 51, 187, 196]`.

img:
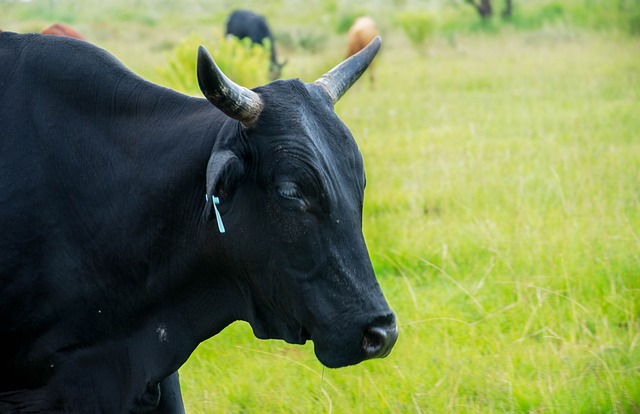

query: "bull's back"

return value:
[0, 32, 114, 228]
[0, 32, 193, 367]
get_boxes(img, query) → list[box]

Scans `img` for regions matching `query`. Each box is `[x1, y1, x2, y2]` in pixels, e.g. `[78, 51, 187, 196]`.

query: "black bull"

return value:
[0, 32, 397, 413]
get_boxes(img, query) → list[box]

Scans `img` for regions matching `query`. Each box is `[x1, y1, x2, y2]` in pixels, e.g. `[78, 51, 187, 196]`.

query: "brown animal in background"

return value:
[346, 16, 379, 87]
[41, 23, 85, 40]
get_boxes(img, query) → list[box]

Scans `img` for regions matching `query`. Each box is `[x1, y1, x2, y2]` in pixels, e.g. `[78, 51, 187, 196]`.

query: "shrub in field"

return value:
[610, 9, 640, 34]
[628, 9, 640, 35]
[508, 2, 566, 30]
[396, 11, 437, 47]
[335, 12, 360, 34]
[506, 1, 640, 34]
[154, 33, 271, 95]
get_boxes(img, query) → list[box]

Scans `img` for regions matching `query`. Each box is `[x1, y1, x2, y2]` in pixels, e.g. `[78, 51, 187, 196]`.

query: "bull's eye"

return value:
[276, 182, 303, 200]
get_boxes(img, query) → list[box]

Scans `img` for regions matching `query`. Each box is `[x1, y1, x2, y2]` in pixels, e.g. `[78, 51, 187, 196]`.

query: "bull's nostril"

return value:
[362, 324, 398, 359]
[363, 326, 385, 355]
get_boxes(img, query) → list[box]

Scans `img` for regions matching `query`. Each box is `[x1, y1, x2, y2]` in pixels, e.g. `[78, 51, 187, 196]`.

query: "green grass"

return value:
[179, 32, 640, 413]
[2, 1, 639, 412]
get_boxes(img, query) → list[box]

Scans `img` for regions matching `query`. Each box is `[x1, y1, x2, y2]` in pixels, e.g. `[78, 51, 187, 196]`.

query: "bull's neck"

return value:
[91, 82, 240, 331]
[105, 94, 244, 379]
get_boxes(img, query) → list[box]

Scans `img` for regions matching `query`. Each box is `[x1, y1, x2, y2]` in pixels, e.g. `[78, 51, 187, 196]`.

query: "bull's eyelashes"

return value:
[277, 182, 302, 199]
[275, 182, 307, 209]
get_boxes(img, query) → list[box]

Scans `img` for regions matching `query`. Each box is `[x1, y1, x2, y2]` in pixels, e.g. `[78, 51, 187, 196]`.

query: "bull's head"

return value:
[197, 37, 397, 368]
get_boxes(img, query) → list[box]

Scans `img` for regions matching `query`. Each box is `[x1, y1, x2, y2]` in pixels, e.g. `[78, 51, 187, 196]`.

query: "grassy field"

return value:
[2, 1, 639, 412]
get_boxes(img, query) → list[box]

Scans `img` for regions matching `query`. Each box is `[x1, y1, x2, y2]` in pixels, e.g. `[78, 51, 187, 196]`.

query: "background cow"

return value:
[41, 23, 85, 40]
[0, 32, 395, 413]
[225, 9, 286, 80]
[346, 16, 379, 87]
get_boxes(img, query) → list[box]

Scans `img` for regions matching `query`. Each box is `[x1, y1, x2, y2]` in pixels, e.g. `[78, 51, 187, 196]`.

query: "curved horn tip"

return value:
[197, 45, 218, 73]
[198, 45, 207, 57]
[369, 35, 382, 51]
[197, 45, 212, 69]
[352, 35, 382, 65]
[314, 35, 382, 104]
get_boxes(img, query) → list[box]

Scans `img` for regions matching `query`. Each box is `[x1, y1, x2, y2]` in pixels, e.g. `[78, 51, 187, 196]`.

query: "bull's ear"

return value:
[203, 149, 245, 223]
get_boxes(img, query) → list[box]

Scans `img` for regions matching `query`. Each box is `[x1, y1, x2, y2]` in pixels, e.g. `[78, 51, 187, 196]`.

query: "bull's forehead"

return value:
[253, 80, 365, 200]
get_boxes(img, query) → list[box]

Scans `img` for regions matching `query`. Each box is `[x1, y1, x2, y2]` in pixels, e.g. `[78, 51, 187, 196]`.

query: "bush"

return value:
[397, 11, 437, 47]
[508, 2, 565, 30]
[629, 9, 640, 36]
[154, 33, 272, 96]
[335, 13, 360, 34]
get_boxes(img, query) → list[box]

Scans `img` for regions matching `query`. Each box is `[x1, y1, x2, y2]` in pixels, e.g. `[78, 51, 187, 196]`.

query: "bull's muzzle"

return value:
[362, 315, 398, 360]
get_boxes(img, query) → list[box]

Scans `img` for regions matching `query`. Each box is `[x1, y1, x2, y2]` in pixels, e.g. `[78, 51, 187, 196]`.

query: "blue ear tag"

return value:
[205, 194, 226, 233]
[212, 196, 226, 233]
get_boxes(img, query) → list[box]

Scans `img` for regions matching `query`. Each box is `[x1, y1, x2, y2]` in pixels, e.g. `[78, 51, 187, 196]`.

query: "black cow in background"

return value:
[225, 9, 286, 80]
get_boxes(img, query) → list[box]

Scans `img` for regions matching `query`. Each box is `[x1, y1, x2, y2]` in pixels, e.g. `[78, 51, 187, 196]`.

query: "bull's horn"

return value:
[197, 45, 263, 124]
[314, 35, 381, 104]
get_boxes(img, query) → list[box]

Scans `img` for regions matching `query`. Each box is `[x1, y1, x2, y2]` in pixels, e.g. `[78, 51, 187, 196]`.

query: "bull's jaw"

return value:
[241, 294, 311, 346]
[238, 279, 398, 368]
[252, 319, 311, 346]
